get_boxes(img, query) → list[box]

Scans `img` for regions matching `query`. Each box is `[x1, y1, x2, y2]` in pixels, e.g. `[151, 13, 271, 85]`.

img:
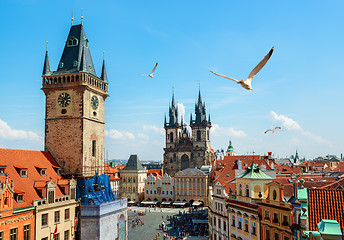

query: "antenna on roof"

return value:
[71, 10, 74, 26]
[80, 8, 84, 24]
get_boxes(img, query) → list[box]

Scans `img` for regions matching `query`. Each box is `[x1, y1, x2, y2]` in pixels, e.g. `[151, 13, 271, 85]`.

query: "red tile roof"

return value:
[319, 178, 344, 191]
[148, 169, 163, 177]
[274, 175, 338, 197]
[0, 148, 65, 209]
[275, 164, 302, 175]
[104, 163, 120, 180]
[308, 189, 344, 239]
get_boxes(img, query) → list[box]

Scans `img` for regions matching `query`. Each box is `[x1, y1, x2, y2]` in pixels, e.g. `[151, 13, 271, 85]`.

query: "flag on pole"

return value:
[53, 223, 58, 238]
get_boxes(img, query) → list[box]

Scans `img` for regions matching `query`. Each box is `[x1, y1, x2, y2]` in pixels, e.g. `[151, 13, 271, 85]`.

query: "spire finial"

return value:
[71, 10, 74, 25]
[46, 41, 48, 51]
[81, 8, 83, 24]
[103, 51, 105, 60]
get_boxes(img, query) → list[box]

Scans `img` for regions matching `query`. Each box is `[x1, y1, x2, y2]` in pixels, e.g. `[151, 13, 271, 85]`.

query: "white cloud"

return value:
[211, 123, 247, 137]
[105, 129, 135, 140]
[177, 103, 185, 122]
[270, 111, 331, 145]
[0, 119, 42, 142]
[271, 111, 301, 130]
[143, 125, 164, 135]
[137, 133, 149, 140]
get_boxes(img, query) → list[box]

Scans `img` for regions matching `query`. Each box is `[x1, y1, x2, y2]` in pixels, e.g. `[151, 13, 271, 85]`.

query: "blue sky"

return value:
[0, 0, 343, 161]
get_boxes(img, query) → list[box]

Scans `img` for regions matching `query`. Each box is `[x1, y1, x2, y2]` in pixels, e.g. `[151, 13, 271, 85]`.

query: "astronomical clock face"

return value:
[57, 93, 71, 107]
[91, 96, 99, 110]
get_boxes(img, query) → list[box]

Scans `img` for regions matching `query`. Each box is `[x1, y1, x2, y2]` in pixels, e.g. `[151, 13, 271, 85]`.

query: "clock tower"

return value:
[42, 23, 108, 178]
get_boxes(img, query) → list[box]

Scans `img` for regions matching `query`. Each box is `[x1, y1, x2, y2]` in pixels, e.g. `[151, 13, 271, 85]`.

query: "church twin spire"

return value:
[165, 89, 211, 127]
[191, 89, 210, 126]
[166, 93, 178, 127]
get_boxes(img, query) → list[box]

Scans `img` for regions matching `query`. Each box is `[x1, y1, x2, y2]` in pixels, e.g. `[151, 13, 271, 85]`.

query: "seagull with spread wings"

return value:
[264, 126, 281, 134]
[210, 47, 274, 90]
[141, 62, 158, 78]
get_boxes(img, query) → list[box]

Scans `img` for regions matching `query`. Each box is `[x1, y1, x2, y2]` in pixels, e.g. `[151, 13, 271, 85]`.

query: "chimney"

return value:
[268, 152, 272, 160]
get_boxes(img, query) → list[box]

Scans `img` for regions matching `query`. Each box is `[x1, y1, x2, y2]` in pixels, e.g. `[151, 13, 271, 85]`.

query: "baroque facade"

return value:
[163, 91, 214, 176]
[174, 168, 209, 206]
[144, 173, 174, 202]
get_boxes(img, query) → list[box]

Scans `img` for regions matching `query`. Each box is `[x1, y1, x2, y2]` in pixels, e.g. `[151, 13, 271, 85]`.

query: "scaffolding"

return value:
[77, 172, 117, 205]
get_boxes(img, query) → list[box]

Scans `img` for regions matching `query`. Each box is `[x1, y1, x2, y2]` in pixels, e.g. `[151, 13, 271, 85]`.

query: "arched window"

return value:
[207, 130, 209, 140]
[239, 184, 242, 196]
[246, 185, 249, 197]
[273, 190, 277, 200]
[197, 130, 201, 141]
[170, 132, 174, 142]
[67, 37, 78, 47]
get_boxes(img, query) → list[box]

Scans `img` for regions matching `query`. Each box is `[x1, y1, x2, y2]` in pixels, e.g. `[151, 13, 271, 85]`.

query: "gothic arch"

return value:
[197, 130, 201, 141]
[181, 154, 189, 170]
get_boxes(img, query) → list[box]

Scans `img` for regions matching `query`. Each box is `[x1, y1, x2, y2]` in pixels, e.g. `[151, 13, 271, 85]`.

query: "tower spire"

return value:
[168, 92, 178, 126]
[101, 51, 108, 82]
[42, 41, 51, 75]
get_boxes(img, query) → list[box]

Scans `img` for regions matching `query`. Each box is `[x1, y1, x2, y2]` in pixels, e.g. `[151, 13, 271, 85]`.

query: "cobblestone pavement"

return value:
[128, 207, 208, 240]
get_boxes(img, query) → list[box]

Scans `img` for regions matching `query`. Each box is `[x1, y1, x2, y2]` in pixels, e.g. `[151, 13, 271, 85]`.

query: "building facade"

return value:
[174, 168, 209, 206]
[0, 175, 35, 240]
[258, 182, 294, 240]
[163, 91, 214, 176]
[144, 173, 174, 202]
[42, 23, 108, 178]
[0, 149, 79, 240]
[120, 155, 148, 202]
[208, 181, 229, 240]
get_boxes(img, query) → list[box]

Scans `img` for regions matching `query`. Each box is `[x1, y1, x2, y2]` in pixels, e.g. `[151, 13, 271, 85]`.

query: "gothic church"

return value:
[163, 90, 214, 176]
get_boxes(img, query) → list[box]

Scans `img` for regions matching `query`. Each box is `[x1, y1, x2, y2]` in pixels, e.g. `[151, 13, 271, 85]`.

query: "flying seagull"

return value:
[141, 62, 158, 78]
[264, 126, 281, 134]
[210, 47, 274, 90]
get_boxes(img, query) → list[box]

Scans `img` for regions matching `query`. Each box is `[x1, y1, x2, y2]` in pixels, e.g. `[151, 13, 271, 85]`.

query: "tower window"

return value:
[197, 130, 201, 141]
[170, 132, 174, 142]
[67, 37, 78, 47]
[92, 140, 96, 157]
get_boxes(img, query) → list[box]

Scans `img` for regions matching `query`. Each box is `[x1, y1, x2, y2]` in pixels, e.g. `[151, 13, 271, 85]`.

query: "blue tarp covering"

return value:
[77, 172, 118, 205]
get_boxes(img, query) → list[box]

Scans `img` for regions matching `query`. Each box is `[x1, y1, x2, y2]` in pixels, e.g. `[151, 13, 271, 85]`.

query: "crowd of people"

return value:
[169, 211, 208, 238]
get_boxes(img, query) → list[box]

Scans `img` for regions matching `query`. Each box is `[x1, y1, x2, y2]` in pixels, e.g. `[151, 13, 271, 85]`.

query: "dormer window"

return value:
[67, 37, 78, 47]
[59, 62, 64, 68]
[16, 193, 24, 202]
[73, 60, 78, 67]
[57, 169, 62, 175]
[20, 169, 28, 177]
[0, 166, 6, 174]
[35, 166, 47, 176]
[40, 169, 47, 176]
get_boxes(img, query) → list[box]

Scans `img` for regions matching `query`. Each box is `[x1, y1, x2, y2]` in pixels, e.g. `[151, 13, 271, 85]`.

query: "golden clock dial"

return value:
[57, 93, 71, 107]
